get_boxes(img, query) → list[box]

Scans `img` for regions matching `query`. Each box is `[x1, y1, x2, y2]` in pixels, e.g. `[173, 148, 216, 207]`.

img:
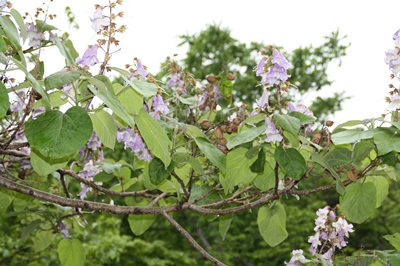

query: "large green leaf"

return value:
[45, 70, 81, 90]
[273, 113, 300, 136]
[117, 86, 143, 115]
[384, 233, 400, 251]
[340, 181, 376, 223]
[87, 77, 136, 129]
[219, 214, 233, 241]
[10, 9, 26, 42]
[0, 16, 21, 51]
[58, 239, 85, 266]
[221, 147, 257, 193]
[324, 148, 352, 166]
[0, 187, 13, 214]
[148, 157, 174, 184]
[25, 106, 93, 159]
[274, 146, 306, 180]
[22, 219, 42, 242]
[33, 230, 56, 253]
[0, 81, 9, 117]
[289, 112, 315, 125]
[124, 78, 158, 98]
[374, 127, 400, 155]
[30, 149, 68, 176]
[172, 153, 204, 174]
[312, 152, 346, 195]
[226, 124, 267, 150]
[257, 201, 288, 247]
[195, 137, 226, 173]
[127, 199, 157, 236]
[331, 129, 374, 145]
[365, 176, 388, 208]
[32, 91, 69, 108]
[54, 37, 75, 65]
[90, 110, 117, 149]
[134, 108, 171, 167]
[332, 120, 363, 134]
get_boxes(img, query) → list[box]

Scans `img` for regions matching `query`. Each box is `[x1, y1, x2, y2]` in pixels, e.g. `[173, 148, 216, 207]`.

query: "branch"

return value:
[161, 211, 226, 266]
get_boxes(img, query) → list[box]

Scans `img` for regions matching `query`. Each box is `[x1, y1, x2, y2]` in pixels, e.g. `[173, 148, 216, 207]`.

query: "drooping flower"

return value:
[78, 160, 101, 179]
[256, 89, 269, 108]
[76, 45, 99, 67]
[284, 249, 305, 266]
[59, 222, 69, 239]
[389, 94, 400, 109]
[25, 23, 45, 47]
[262, 65, 289, 86]
[117, 127, 152, 161]
[151, 94, 169, 120]
[393, 29, 400, 45]
[168, 72, 186, 94]
[128, 59, 148, 79]
[263, 117, 283, 143]
[308, 232, 321, 256]
[255, 57, 266, 76]
[271, 49, 291, 70]
[90, 7, 109, 32]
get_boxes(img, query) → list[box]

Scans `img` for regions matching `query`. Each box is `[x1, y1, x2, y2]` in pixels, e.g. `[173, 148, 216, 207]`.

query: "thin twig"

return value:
[161, 211, 226, 266]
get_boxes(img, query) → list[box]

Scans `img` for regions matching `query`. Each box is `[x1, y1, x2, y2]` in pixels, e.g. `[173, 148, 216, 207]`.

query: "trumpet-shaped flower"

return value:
[263, 117, 283, 143]
[25, 23, 45, 47]
[128, 59, 148, 79]
[151, 94, 169, 120]
[90, 7, 109, 32]
[76, 45, 99, 67]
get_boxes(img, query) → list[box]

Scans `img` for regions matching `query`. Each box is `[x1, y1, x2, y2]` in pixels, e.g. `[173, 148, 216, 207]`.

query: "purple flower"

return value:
[255, 57, 266, 76]
[308, 232, 321, 256]
[393, 29, 400, 45]
[128, 59, 148, 79]
[79, 160, 101, 180]
[117, 127, 152, 161]
[90, 7, 109, 32]
[389, 94, 400, 109]
[168, 72, 187, 94]
[32, 107, 45, 117]
[25, 23, 45, 47]
[262, 65, 289, 86]
[0, 0, 7, 10]
[284, 249, 305, 266]
[59, 222, 69, 239]
[78, 183, 90, 200]
[263, 117, 283, 143]
[256, 89, 269, 108]
[76, 45, 99, 67]
[10, 91, 27, 116]
[151, 94, 169, 119]
[271, 49, 291, 70]
[320, 247, 334, 263]
[87, 132, 102, 150]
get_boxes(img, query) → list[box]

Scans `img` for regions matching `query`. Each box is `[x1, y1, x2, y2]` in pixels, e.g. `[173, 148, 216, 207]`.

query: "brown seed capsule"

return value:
[200, 120, 211, 130]
[220, 125, 228, 133]
[217, 137, 227, 146]
[225, 94, 232, 99]
[214, 127, 223, 139]
[208, 90, 215, 97]
[232, 117, 242, 126]
[199, 104, 206, 111]
[229, 123, 238, 133]
[226, 73, 235, 81]
[206, 75, 217, 83]
[312, 132, 322, 144]
[325, 120, 334, 127]
[346, 168, 358, 182]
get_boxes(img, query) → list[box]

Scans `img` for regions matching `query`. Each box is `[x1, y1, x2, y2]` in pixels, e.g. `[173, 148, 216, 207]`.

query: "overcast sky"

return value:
[17, 0, 400, 126]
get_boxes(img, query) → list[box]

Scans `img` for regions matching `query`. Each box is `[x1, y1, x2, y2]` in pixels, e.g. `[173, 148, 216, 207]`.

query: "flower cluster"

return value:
[308, 206, 354, 263]
[284, 249, 306, 266]
[385, 28, 400, 109]
[151, 94, 169, 120]
[287, 101, 315, 132]
[255, 49, 291, 87]
[76, 45, 100, 68]
[117, 127, 152, 162]
[128, 59, 148, 79]
[25, 23, 45, 47]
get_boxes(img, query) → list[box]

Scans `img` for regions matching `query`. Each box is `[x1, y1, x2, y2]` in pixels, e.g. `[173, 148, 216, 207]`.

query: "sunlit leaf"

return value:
[258, 201, 288, 247]
[58, 239, 85, 266]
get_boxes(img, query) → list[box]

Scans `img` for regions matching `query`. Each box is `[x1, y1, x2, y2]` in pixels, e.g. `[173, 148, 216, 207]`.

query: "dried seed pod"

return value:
[232, 117, 242, 126]
[206, 75, 217, 83]
[217, 137, 227, 146]
[346, 168, 358, 182]
[325, 120, 334, 127]
[226, 73, 235, 81]
[220, 125, 228, 133]
[214, 127, 223, 139]
[200, 120, 211, 130]
[228, 123, 238, 133]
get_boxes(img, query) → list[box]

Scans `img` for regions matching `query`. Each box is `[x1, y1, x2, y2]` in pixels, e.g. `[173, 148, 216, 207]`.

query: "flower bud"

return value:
[200, 120, 211, 130]
[206, 75, 217, 83]
[325, 120, 334, 127]
[226, 73, 235, 81]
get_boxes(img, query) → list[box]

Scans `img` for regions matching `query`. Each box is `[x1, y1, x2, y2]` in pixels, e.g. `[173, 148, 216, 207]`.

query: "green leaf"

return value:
[172, 153, 204, 174]
[33, 91, 69, 109]
[312, 152, 346, 195]
[332, 120, 363, 134]
[0, 81, 9, 117]
[30, 149, 68, 176]
[117, 86, 143, 115]
[226, 124, 267, 150]
[273, 113, 300, 136]
[340, 181, 376, 223]
[54, 37, 75, 66]
[274, 146, 306, 180]
[33, 230, 56, 253]
[148, 157, 174, 184]
[10, 9, 26, 43]
[127, 199, 157, 236]
[124, 78, 158, 98]
[219, 214, 233, 241]
[250, 148, 266, 173]
[99, 161, 122, 174]
[134, 108, 171, 167]
[374, 127, 400, 155]
[195, 137, 226, 173]
[222, 147, 258, 192]
[253, 167, 276, 191]
[289, 112, 315, 125]
[188, 184, 220, 205]
[87, 77, 136, 128]
[9, 57, 50, 110]
[331, 129, 374, 145]
[365, 176, 388, 208]
[383, 233, 400, 251]
[0, 16, 21, 51]
[45, 70, 81, 90]
[90, 110, 117, 149]
[25, 106, 93, 159]
[353, 140, 376, 164]
[257, 201, 288, 247]
[35, 19, 58, 32]
[176, 94, 196, 105]
[0, 187, 13, 213]
[242, 113, 266, 124]
[22, 219, 42, 242]
[375, 250, 400, 265]
[324, 148, 352, 166]
[219, 74, 233, 105]
[108, 66, 130, 76]
[0, 35, 6, 53]
[58, 239, 85, 266]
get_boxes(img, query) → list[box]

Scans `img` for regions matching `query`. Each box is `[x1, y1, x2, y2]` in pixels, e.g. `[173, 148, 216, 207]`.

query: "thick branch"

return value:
[161, 211, 226, 266]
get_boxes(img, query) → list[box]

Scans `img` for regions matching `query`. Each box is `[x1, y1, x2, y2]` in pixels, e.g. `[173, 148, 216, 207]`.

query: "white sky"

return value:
[16, 0, 400, 126]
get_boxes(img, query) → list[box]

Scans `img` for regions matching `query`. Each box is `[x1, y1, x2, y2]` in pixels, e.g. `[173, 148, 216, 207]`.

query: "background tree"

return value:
[156, 23, 350, 121]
